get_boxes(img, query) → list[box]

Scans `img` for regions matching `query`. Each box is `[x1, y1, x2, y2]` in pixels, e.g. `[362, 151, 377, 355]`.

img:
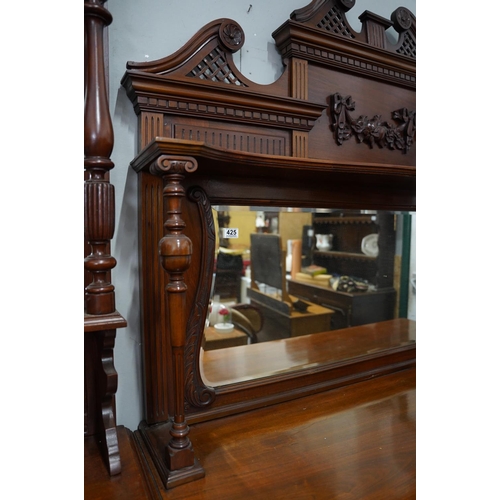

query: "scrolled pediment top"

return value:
[125, 18, 244, 75]
[277, 0, 415, 61]
[291, 0, 355, 23]
[273, 21, 415, 66]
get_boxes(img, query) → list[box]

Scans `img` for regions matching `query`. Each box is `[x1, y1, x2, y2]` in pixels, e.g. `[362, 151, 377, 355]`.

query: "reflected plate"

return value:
[361, 234, 379, 257]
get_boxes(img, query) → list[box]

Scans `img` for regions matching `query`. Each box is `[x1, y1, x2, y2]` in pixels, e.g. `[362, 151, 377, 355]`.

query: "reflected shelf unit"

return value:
[311, 211, 395, 290]
[289, 210, 398, 329]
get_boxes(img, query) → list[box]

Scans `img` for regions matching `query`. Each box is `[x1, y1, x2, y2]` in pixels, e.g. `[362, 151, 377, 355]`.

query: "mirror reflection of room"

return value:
[202, 206, 415, 352]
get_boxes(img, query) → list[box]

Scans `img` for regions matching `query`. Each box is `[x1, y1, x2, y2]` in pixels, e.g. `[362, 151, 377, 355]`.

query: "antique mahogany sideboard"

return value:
[85, 0, 416, 494]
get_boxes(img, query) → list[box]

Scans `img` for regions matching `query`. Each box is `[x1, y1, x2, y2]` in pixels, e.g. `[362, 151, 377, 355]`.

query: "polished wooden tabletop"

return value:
[85, 367, 415, 499]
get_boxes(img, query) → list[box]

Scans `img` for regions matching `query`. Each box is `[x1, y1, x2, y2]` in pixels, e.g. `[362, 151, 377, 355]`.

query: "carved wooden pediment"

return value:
[122, 19, 326, 135]
[122, 0, 415, 164]
[290, 0, 415, 55]
[273, 0, 416, 88]
[121, 0, 416, 491]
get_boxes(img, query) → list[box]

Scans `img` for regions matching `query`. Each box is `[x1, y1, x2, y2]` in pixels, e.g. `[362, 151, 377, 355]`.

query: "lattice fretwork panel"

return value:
[317, 7, 354, 38]
[189, 47, 247, 86]
[396, 32, 416, 58]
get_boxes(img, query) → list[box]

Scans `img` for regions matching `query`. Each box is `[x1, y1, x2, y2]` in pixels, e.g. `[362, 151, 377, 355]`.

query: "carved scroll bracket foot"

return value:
[84, 327, 122, 476]
[99, 425, 122, 476]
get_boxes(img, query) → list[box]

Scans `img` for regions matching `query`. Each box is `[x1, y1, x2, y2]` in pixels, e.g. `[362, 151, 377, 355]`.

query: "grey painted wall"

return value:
[106, 0, 416, 430]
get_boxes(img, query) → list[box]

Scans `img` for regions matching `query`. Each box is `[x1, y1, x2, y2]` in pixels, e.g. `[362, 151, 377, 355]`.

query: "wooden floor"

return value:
[85, 367, 416, 499]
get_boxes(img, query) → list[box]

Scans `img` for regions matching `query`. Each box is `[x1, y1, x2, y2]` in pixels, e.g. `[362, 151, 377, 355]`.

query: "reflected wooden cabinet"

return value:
[289, 210, 397, 328]
[288, 279, 396, 329]
[311, 210, 395, 289]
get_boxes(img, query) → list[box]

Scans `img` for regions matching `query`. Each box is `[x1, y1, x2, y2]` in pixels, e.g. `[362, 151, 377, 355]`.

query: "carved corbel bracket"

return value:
[150, 155, 199, 177]
[331, 93, 415, 153]
[185, 187, 217, 412]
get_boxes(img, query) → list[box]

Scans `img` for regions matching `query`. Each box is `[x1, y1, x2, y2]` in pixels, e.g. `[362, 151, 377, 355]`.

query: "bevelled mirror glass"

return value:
[200, 206, 416, 386]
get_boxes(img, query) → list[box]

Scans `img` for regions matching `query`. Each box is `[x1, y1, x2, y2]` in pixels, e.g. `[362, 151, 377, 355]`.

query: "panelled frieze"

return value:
[292, 131, 308, 158]
[173, 123, 288, 156]
[140, 112, 165, 148]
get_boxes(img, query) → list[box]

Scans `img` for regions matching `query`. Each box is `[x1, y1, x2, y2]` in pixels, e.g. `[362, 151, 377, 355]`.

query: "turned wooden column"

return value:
[84, 0, 116, 314]
[149, 155, 205, 486]
[84, 0, 126, 477]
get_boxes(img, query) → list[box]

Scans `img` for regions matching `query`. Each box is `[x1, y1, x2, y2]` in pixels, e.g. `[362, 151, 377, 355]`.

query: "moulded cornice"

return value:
[121, 72, 326, 131]
[130, 137, 416, 181]
[273, 20, 415, 88]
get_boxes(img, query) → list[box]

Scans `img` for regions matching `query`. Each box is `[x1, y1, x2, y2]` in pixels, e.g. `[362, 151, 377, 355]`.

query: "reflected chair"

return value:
[228, 303, 263, 344]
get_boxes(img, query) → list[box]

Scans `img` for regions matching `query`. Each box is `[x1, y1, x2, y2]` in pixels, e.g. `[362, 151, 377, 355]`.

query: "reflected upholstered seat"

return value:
[229, 304, 264, 344]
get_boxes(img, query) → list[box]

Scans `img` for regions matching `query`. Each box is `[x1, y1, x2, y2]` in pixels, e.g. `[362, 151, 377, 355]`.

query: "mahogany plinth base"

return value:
[85, 292, 116, 316]
[136, 420, 205, 489]
[166, 440, 195, 471]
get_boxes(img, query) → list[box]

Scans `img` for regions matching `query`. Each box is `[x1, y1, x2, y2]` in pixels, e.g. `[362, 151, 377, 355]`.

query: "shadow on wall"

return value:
[113, 164, 144, 429]
[111, 86, 144, 429]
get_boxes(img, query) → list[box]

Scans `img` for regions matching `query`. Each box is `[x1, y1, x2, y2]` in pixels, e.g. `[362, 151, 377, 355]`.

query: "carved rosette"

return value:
[392, 7, 412, 32]
[219, 20, 245, 53]
[339, 0, 355, 10]
[331, 93, 416, 153]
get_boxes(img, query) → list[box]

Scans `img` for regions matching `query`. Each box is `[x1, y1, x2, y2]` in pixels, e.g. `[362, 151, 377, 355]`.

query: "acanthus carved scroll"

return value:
[185, 187, 216, 410]
[331, 93, 415, 153]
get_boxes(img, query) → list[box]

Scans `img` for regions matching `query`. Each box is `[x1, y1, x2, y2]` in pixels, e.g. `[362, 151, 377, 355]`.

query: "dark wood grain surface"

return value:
[86, 367, 416, 499]
[85, 427, 155, 500]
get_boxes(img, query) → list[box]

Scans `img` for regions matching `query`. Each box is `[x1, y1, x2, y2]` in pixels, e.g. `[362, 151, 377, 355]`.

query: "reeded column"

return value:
[150, 155, 204, 482]
[84, 0, 125, 477]
[84, 0, 116, 315]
